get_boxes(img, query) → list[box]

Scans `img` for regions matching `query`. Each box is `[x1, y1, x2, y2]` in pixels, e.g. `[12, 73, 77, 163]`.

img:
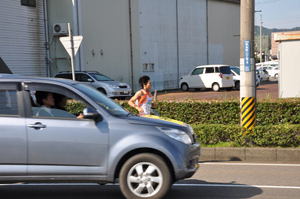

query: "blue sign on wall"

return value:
[244, 40, 251, 72]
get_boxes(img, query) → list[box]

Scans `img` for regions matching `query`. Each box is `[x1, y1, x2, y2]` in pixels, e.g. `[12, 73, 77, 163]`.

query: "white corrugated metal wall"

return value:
[137, 0, 208, 90]
[0, 0, 47, 76]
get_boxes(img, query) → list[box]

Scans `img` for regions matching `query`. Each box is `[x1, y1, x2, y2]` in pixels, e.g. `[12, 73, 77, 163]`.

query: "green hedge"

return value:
[192, 124, 300, 147]
[121, 101, 300, 125]
[66, 100, 300, 147]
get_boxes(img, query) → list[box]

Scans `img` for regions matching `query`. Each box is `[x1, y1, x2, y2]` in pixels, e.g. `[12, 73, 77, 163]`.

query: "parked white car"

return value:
[266, 66, 280, 79]
[256, 61, 279, 69]
[256, 61, 279, 80]
[257, 68, 270, 81]
[179, 65, 234, 92]
[230, 66, 260, 89]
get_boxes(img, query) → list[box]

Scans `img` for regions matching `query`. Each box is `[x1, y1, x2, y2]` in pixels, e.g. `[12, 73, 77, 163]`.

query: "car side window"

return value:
[26, 83, 96, 120]
[0, 90, 19, 116]
[205, 67, 214, 73]
[56, 74, 72, 80]
[76, 74, 92, 82]
[191, 68, 204, 75]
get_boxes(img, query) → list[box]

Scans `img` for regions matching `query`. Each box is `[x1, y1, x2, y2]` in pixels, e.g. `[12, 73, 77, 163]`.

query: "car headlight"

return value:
[157, 127, 192, 144]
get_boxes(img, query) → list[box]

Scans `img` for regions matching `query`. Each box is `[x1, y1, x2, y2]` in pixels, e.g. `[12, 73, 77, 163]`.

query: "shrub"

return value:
[192, 124, 300, 147]
[67, 100, 300, 147]
[138, 101, 300, 125]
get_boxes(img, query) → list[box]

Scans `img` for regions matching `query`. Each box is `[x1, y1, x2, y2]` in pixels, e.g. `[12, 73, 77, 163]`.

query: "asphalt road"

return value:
[0, 162, 299, 199]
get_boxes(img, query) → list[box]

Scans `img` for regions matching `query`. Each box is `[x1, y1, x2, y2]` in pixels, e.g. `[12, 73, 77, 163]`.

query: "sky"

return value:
[255, 0, 300, 29]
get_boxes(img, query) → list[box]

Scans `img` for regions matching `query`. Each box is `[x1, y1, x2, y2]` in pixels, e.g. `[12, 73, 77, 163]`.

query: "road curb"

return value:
[200, 147, 300, 162]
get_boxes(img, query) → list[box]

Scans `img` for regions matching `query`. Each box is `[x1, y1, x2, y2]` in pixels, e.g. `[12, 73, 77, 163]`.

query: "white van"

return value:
[179, 65, 234, 92]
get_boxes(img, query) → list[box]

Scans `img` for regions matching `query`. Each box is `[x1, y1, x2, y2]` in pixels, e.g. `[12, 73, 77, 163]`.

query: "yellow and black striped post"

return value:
[240, 0, 256, 133]
[241, 97, 256, 130]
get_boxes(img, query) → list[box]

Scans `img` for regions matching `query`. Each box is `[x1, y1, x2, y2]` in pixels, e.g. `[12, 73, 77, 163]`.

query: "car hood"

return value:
[125, 114, 188, 131]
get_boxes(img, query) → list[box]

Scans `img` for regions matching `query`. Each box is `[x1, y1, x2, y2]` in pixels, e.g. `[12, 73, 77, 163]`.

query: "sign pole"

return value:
[68, 23, 76, 81]
[240, 0, 256, 132]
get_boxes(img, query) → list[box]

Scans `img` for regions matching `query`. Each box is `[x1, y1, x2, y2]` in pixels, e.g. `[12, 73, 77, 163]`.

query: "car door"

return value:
[24, 83, 108, 175]
[201, 67, 215, 88]
[76, 73, 94, 86]
[189, 68, 204, 88]
[0, 82, 27, 175]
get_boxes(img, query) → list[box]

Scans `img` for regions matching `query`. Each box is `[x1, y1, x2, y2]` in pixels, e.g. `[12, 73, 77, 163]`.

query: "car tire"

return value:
[235, 81, 240, 90]
[119, 153, 172, 199]
[181, 83, 189, 91]
[212, 83, 220, 92]
[97, 88, 107, 95]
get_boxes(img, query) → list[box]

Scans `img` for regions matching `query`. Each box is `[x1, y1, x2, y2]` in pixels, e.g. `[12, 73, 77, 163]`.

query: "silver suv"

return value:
[0, 74, 200, 199]
[55, 71, 132, 99]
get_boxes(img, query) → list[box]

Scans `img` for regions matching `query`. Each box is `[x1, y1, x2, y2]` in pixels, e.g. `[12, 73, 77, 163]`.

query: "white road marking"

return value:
[174, 184, 300, 189]
[1, 183, 300, 190]
[200, 162, 300, 167]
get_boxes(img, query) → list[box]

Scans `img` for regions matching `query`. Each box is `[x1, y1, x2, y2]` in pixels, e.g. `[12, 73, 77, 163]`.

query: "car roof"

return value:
[57, 71, 100, 74]
[230, 66, 239, 69]
[0, 74, 77, 86]
[195, 65, 230, 68]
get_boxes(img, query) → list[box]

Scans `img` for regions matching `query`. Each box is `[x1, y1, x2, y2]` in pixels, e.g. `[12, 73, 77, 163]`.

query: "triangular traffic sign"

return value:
[59, 36, 83, 56]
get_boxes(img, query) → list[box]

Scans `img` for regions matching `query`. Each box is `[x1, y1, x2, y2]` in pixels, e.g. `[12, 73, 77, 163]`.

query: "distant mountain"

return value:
[255, 26, 300, 36]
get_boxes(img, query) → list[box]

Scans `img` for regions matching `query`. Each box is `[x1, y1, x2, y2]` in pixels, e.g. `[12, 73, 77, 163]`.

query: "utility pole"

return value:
[240, 0, 256, 131]
[255, 10, 262, 63]
[259, 13, 263, 63]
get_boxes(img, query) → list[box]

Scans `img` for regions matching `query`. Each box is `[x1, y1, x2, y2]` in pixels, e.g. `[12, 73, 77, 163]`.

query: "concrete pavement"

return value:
[200, 147, 300, 163]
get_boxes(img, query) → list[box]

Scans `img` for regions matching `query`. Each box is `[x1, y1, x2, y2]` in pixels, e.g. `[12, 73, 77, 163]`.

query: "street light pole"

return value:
[259, 13, 263, 63]
[255, 10, 262, 63]
[240, 0, 256, 131]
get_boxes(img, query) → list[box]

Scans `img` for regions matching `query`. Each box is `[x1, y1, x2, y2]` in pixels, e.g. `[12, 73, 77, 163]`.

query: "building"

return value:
[0, 0, 240, 91]
[271, 31, 300, 59]
[208, 0, 240, 66]
[46, 0, 240, 90]
[0, 0, 48, 76]
[274, 32, 300, 98]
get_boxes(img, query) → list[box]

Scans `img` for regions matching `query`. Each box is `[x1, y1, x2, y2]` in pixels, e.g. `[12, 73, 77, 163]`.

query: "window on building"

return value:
[21, 0, 36, 7]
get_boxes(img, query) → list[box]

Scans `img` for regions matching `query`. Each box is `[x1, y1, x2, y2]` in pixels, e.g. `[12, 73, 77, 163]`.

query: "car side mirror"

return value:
[83, 107, 102, 122]
[87, 78, 94, 82]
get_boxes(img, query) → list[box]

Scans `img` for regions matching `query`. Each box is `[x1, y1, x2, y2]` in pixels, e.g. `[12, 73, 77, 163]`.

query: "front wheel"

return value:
[181, 83, 189, 91]
[119, 153, 172, 199]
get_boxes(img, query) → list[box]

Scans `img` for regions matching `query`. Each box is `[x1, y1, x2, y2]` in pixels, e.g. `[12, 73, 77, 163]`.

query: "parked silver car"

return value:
[55, 71, 132, 99]
[230, 66, 260, 89]
[0, 74, 200, 199]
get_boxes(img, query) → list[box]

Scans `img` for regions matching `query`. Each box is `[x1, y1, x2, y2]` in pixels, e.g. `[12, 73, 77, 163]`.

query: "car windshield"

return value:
[89, 73, 113, 81]
[231, 67, 240, 75]
[220, 66, 231, 74]
[74, 83, 129, 117]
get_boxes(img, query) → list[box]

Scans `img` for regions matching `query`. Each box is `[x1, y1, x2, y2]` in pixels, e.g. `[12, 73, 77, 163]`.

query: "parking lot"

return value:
[157, 81, 278, 102]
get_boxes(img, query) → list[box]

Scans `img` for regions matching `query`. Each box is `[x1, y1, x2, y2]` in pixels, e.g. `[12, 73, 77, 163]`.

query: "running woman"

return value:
[128, 75, 157, 115]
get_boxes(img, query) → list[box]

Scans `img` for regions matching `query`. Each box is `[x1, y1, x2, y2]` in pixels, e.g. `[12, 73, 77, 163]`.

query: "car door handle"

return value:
[27, 122, 47, 130]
